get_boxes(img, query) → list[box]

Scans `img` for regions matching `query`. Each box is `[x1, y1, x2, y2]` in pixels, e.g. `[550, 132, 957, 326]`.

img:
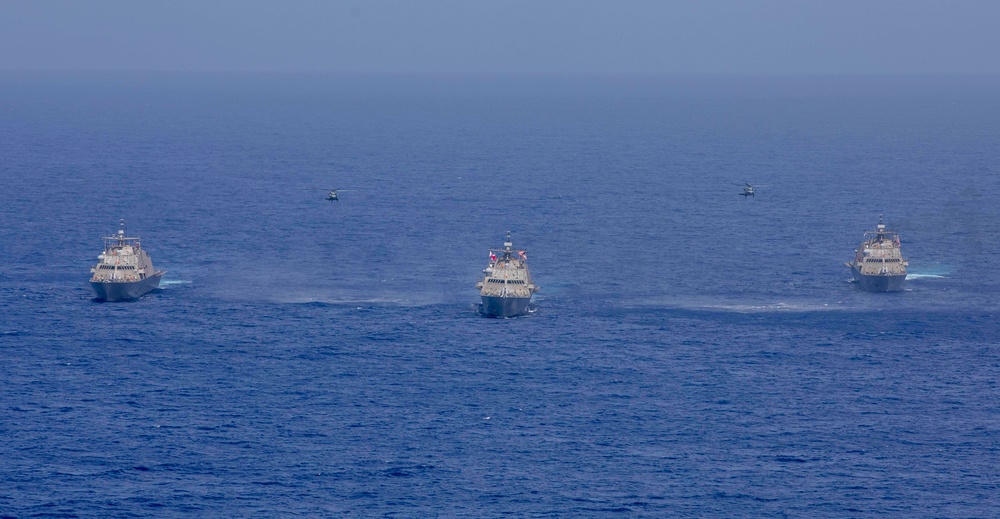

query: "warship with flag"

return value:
[844, 214, 908, 292]
[89, 219, 165, 301]
[476, 231, 539, 317]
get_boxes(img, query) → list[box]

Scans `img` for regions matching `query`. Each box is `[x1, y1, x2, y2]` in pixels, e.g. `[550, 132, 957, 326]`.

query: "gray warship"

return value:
[89, 220, 165, 301]
[844, 215, 908, 292]
[476, 231, 539, 317]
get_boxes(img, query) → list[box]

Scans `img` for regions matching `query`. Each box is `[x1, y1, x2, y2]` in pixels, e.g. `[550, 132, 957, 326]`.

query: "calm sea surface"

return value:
[1, 73, 999, 517]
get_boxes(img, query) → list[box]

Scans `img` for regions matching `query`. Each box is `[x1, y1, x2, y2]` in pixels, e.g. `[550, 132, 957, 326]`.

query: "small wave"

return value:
[693, 302, 842, 313]
[628, 298, 845, 313]
[278, 297, 406, 305]
[270, 294, 446, 307]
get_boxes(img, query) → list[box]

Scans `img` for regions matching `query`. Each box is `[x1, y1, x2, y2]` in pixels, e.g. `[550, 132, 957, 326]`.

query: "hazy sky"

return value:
[2, 0, 998, 76]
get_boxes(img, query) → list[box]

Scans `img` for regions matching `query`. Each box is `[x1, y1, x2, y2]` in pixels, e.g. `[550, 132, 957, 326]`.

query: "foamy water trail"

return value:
[906, 273, 946, 280]
[159, 279, 193, 287]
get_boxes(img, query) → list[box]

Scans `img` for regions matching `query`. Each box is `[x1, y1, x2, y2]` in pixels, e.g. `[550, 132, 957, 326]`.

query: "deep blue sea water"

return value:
[2, 73, 999, 517]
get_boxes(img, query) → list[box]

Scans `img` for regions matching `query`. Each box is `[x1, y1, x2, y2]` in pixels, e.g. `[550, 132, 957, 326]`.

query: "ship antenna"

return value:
[118, 219, 126, 245]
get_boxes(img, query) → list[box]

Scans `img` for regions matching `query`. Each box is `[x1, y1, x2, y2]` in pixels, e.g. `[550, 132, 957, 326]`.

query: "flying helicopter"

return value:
[319, 188, 350, 201]
[736, 183, 763, 197]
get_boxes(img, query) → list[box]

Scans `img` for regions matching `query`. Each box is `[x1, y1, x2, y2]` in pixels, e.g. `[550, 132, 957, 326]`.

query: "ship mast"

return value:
[876, 214, 886, 240]
[117, 219, 126, 247]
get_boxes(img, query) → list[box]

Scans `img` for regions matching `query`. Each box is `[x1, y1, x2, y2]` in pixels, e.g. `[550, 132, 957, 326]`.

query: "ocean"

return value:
[1, 72, 999, 517]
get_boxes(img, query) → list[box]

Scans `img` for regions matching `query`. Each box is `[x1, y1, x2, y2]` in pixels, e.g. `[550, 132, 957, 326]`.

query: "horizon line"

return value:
[3, 69, 1000, 80]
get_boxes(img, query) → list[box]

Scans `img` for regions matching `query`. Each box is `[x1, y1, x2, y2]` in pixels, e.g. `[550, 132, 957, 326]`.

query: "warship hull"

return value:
[480, 295, 531, 318]
[91, 274, 163, 302]
[850, 269, 905, 292]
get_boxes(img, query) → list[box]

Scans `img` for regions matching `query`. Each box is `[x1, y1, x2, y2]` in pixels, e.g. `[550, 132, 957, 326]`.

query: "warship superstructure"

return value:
[476, 231, 539, 317]
[89, 220, 165, 301]
[844, 215, 908, 292]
